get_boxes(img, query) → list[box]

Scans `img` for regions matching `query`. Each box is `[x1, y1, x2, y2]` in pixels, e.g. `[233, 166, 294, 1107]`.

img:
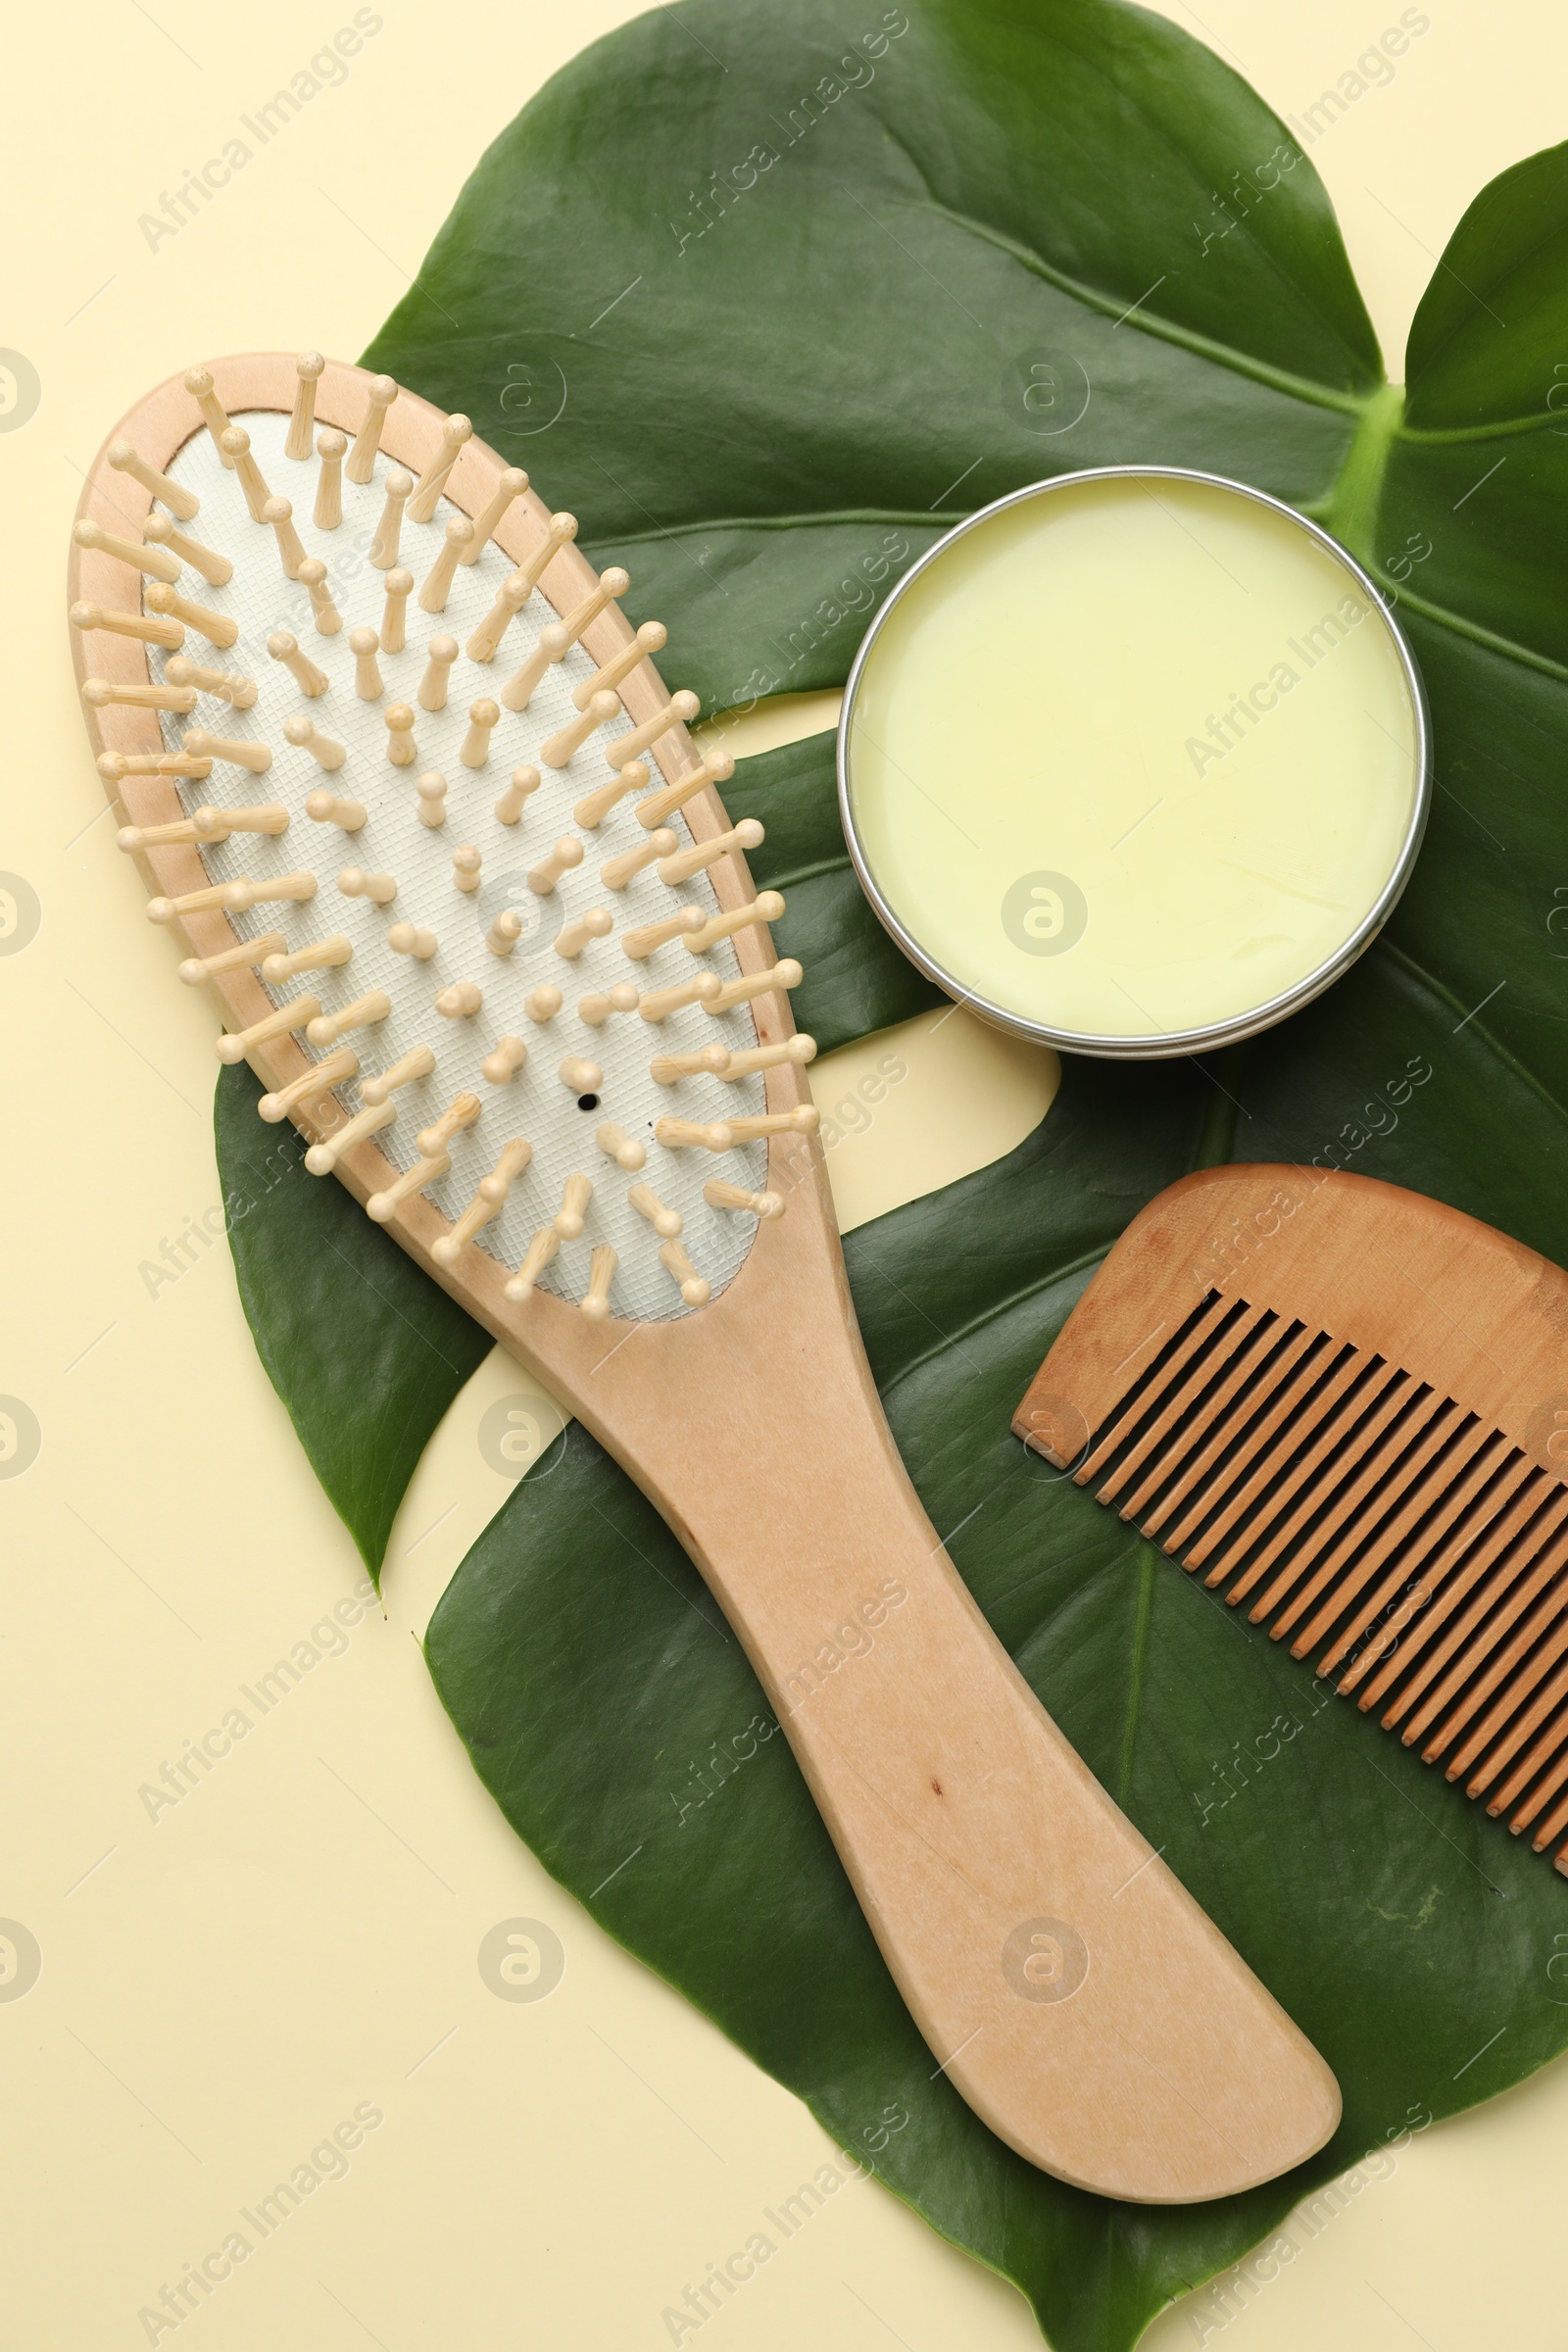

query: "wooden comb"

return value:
[1015, 1164, 1568, 1874]
[70, 354, 1339, 2200]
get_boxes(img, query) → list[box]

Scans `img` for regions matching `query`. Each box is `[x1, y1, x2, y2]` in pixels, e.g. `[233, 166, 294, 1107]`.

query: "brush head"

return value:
[83, 379, 818, 1329]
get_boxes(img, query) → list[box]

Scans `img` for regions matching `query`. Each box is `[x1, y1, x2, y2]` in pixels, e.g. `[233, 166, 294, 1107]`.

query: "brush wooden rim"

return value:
[69, 355, 811, 1372]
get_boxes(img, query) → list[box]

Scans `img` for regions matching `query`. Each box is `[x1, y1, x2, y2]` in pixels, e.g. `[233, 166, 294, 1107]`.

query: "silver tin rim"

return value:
[836, 465, 1432, 1061]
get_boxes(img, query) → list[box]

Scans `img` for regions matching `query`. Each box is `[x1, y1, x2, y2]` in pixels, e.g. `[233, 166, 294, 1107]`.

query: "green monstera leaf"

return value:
[364, 0, 1386, 714]
[742, 729, 946, 1050]
[211, 2, 1568, 2344]
[216, 1061, 490, 1575]
[423, 1047, 1568, 2352]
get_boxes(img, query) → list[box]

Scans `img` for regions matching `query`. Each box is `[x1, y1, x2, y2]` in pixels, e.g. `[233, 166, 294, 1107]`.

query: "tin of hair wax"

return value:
[838, 467, 1430, 1059]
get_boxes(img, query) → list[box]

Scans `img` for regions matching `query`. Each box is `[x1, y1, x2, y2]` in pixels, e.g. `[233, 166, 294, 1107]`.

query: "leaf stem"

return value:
[1396, 410, 1556, 446]
[1319, 381, 1404, 561]
[1375, 579, 1568, 685]
[922, 198, 1374, 416]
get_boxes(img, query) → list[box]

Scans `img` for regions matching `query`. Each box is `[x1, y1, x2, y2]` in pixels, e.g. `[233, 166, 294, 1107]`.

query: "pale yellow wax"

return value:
[844, 474, 1422, 1045]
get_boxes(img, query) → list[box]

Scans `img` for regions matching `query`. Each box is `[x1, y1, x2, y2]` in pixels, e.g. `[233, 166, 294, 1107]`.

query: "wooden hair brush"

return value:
[70, 354, 1339, 2201]
[1016, 1163, 1568, 1873]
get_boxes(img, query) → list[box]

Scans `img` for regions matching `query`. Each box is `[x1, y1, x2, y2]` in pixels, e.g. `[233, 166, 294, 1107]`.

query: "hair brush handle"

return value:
[542, 1198, 1341, 2203]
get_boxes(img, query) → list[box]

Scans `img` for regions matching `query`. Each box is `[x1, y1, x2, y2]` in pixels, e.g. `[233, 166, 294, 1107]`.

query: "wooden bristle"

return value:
[500, 623, 569, 714]
[357, 1041, 431, 1098]
[297, 559, 342, 636]
[304, 1101, 395, 1176]
[345, 373, 397, 485]
[143, 514, 233, 586]
[381, 566, 415, 654]
[573, 619, 664, 710]
[419, 516, 473, 612]
[433, 1138, 532, 1265]
[147, 584, 238, 648]
[184, 367, 234, 461]
[369, 468, 412, 570]
[108, 438, 202, 520]
[406, 413, 472, 524]
[315, 428, 347, 529]
[581, 1244, 618, 1323]
[461, 466, 527, 564]
[73, 519, 179, 582]
[262, 494, 308, 580]
[284, 351, 325, 462]
[418, 636, 459, 712]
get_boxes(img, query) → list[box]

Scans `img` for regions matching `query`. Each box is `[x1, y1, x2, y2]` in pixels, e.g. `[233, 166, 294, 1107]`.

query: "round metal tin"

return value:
[837, 466, 1431, 1061]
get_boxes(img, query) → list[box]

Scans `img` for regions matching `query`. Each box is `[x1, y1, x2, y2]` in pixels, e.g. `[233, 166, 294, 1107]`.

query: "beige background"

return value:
[6, 2, 1568, 2344]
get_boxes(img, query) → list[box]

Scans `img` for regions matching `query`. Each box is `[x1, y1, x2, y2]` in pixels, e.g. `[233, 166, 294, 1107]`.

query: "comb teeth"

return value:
[1071, 1290, 1568, 1872]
